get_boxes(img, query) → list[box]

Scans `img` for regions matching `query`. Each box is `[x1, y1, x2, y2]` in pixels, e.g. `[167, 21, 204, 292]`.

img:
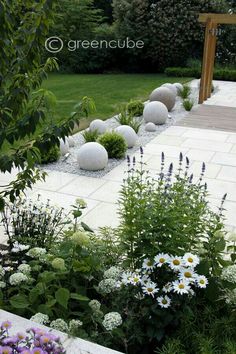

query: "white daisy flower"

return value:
[121, 272, 132, 285]
[130, 274, 141, 286]
[142, 258, 155, 271]
[179, 268, 197, 282]
[169, 256, 183, 271]
[157, 295, 171, 308]
[154, 253, 170, 267]
[142, 281, 159, 297]
[196, 275, 208, 288]
[183, 253, 200, 268]
[141, 274, 151, 285]
[162, 282, 172, 293]
[172, 280, 191, 295]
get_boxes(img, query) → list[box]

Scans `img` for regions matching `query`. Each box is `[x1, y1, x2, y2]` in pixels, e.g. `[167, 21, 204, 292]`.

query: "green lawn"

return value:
[42, 73, 191, 130]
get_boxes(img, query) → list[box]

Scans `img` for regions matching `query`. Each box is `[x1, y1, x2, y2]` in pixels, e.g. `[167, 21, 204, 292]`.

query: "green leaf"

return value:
[55, 288, 70, 309]
[70, 293, 89, 302]
[10, 294, 29, 309]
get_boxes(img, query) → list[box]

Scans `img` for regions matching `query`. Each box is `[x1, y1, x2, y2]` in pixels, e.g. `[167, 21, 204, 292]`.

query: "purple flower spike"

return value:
[186, 156, 190, 166]
[161, 152, 165, 162]
[133, 156, 136, 166]
[179, 152, 183, 162]
[140, 146, 144, 156]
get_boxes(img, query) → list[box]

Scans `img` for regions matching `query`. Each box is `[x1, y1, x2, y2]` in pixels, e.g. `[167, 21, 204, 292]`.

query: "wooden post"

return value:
[199, 18, 212, 104]
[206, 23, 217, 98]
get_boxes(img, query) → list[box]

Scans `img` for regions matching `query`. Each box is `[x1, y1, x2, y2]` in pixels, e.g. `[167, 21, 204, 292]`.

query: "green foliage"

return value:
[165, 67, 236, 81]
[116, 107, 142, 133]
[118, 151, 225, 266]
[82, 129, 99, 142]
[0, 0, 94, 209]
[178, 85, 192, 99]
[183, 99, 194, 111]
[98, 131, 127, 159]
[40, 145, 60, 164]
[127, 100, 144, 117]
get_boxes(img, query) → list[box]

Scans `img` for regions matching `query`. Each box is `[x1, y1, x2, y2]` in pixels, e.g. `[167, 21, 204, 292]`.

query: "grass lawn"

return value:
[42, 73, 192, 130]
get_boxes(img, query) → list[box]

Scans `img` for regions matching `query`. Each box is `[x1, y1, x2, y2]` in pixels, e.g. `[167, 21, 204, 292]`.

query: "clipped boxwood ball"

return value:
[149, 87, 176, 111]
[115, 125, 137, 148]
[98, 131, 127, 159]
[90, 119, 106, 135]
[77, 142, 108, 171]
[144, 101, 168, 125]
[162, 83, 177, 97]
[127, 100, 144, 117]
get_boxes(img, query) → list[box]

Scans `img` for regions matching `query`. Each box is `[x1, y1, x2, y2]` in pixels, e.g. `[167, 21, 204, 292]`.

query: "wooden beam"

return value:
[199, 13, 236, 24]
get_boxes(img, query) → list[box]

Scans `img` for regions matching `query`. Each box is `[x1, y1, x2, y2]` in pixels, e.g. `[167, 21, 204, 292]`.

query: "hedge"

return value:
[165, 67, 236, 81]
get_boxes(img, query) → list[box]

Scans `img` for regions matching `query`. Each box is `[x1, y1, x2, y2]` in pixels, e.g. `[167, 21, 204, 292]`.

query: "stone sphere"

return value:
[77, 142, 108, 171]
[173, 82, 183, 93]
[115, 125, 137, 148]
[143, 101, 168, 125]
[59, 139, 69, 156]
[149, 87, 176, 112]
[145, 122, 156, 132]
[90, 119, 106, 135]
[67, 136, 76, 147]
[162, 83, 177, 97]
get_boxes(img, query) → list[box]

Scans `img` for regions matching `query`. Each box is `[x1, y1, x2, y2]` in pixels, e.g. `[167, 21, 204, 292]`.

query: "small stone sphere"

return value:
[143, 101, 168, 125]
[90, 119, 107, 135]
[145, 122, 156, 132]
[60, 139, 69, 156]
[115, 125, 137, 148]
[67, 136, 76, 147]
[149, 87, 176, 112]
[77, 142, 108, 171]
[173, 82, 183, 93]
[162, 83, 177, 97]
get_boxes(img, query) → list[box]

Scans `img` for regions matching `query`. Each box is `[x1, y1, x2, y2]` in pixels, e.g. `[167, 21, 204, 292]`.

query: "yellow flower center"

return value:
[179, 284, 185, 289]
[133, 277, 139, 283]
[147, 287, 154, 292]
[173, 259, 180, 266]
[147, 261, 153, 267]
[200, 279, 205, 284]
[159, 258, 165, 263]
[188, 257, 193, 263]
[162, 299, 168, 304]
[184, 272, 192, 278]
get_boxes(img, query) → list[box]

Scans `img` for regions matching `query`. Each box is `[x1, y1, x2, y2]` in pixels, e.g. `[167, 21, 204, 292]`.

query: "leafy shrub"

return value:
[165, 67, 236, 81]
[118, 150, 225, 266]
[127, 100, 144, 117]
[40, 145, 60, 164]
[82, 129, 99, 142]
[178, 85, 192, 99]
[183, 99, 194, 111]
[116, 107, 142, 133]
[98, 131, 127, 159]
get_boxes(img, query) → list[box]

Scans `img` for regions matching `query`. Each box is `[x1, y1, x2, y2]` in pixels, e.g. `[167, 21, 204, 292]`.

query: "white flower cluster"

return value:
[104, 267, 122, 281]
[225, 289, 236, 305]
[120, 253, 208, 309]
[69, 319, 83, 332]
[221, 265, 236, 284]
[50, 318, 69, 333]
[98, 267, 123, 294]
[0, 281, 6, 288]
[89, 299, 101, 312]
[30, 313, 49, 324]
[9, 272, 29, 286]
[102, 312, 122, 331]
[17, 263, 31, 275]
[11, 241, 30, 253]
[0, 265, 5, 278]
[27, 247, 47, 258]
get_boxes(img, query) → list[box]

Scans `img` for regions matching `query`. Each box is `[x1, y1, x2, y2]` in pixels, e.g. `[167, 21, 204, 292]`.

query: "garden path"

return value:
[0, 80, 236, 243]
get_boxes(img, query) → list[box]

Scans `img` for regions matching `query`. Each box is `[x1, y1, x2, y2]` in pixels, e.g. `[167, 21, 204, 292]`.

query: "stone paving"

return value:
[1, 80, 236, 242]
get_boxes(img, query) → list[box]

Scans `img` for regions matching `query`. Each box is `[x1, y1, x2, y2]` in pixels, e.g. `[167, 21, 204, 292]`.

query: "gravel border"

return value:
[43, 86, 200, 178]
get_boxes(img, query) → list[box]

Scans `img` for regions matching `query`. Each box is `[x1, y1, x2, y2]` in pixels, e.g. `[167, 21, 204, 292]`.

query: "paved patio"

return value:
[0, 80, 236, 242]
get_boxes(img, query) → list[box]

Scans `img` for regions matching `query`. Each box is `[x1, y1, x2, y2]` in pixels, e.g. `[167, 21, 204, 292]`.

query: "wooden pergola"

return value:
[198, 13, 236, 104]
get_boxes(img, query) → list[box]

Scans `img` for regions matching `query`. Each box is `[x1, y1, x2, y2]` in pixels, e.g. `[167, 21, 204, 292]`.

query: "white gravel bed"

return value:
[43, 87, 199, 178]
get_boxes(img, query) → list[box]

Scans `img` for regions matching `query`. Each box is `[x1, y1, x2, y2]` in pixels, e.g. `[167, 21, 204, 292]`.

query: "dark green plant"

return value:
[116, 107, 142, 133]
[183, 99, 194, 111]
[118, 150, 225, 267]
[127, 100, 144, 117]
[82, 129, 99, 142]
[0, 0, 94, 210]
[165, 67, 236, 82]
[40, 145, 60, 164]
[98, 131, 127, 159]
[178, 85, 192, 99]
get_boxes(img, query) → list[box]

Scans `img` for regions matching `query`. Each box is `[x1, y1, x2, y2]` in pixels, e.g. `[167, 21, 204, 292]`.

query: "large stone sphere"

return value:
[149, 87, 176, 111]
[115, 125, 137, 148]
[145, 122, 156, 132]
[162, 83, 177, 97]
[60, 139, 69, 156]
[143, 101, 168, 125]
[77, 142, 108, 171]
[173, 82, 183, 93]
[90, 119, 106, 135]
